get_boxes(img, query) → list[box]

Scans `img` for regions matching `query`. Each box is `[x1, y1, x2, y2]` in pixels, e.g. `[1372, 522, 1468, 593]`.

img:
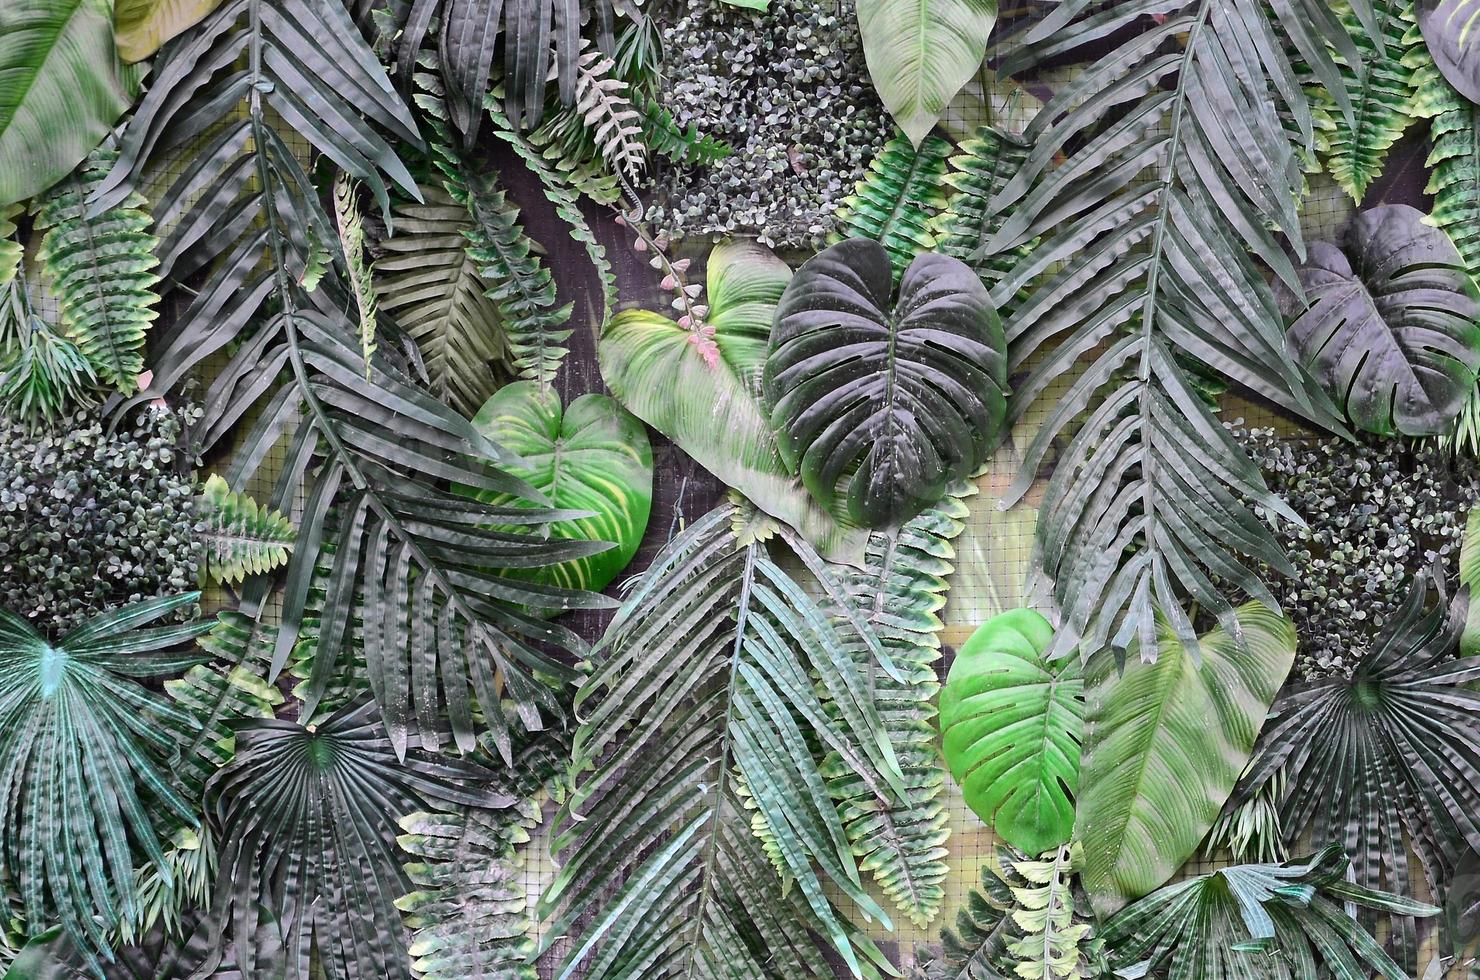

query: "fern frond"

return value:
[833, 134, 951, 279]
[195, 475, 295, 585]
[376, 184, 508, 417]
[33, 148, 159, 394]
[821, 486, 970, 928]
[1001, 846, 1095, 980]
[0, 278, 97, 426]
[0, 204, 21, 287]
[934, 125, 1033, 308]
[334, 174, 379, 372]
[532, 44, 647, 183]
[633, 91, 732, 166]
[1321, 0, 1417, 202]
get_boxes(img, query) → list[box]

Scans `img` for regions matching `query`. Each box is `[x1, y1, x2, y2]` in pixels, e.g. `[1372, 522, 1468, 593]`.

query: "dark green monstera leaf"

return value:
[463, 381, 652, 593]
[1283, 204, 1480, 437]
[1418, 0, 1480, 104]
[939, 608, 1083, 856]
[763, 238, 1007, 529]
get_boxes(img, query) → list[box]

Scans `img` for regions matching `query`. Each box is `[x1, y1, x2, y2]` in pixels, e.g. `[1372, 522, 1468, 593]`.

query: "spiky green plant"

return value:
[832, 133, 952, 278]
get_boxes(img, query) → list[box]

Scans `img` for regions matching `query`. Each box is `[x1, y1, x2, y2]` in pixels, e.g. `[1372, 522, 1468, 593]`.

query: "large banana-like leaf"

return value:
[199, 700, 509, 980]
[0, 593, 214, 973]
[1076, 603, 1294, 917]
[1238, 572, 1480, 972]
[1283, 203, 1480, 437]
[856, 0, 997, 145]
[600, 240, 870, 563]
[981, 0, 1355, 663]
[1417, 0, 1480, 102]
[462, 381, 652, 593]
[1323, 0, 1418, 202]
[764, 238, 1007, 529]
[542, 503, 904, 979]
[939, 608, 1083, 857]
[0, 0, 139, 206]
[822, 487, 970, 927]
[833, 134, 951, 279]
[32, 148, 160, 395]
[1101, 845, 1437, 979]
[112, 0, 225, 61]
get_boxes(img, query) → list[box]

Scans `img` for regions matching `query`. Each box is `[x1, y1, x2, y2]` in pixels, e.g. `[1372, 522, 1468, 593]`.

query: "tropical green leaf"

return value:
[985, 0, 1354, 663]
[32, 148, 159, 395]
[1100, 845, 1438, 979]
[0, 204, 21, 288]
[856, 0, 997, 145]
[3, 912, 274, 979]
[0, 593, 214, 973]
[600, 239, 870, 562]
[833, 134, 952, 279]
[460, 380, 652, 593]
[940, 609, 1083, 857]
[541, 503, 903, 979]
[1417, 0, 1480, 103]
[375, 183, 508, 418]
[1238, 571, 1480, 972]
[1463, 505, 1480, 655]
[0, 0, 139, 206]
[1283, 203, 1480, 437]
[335, 174, 379, 373]
[933, 124, 1033, 309]
[194, 474, 295, 585]
[530, 42, 647, 184]
[199, 700, 509, 980]
[1322, 0, 1418, 202]
[112, 0, 225, 62]
[1077, 603, 1295, 917]
[0, 278, 97, 426]
[764, 238, 1008, 529]
[822, 487, 970, 927]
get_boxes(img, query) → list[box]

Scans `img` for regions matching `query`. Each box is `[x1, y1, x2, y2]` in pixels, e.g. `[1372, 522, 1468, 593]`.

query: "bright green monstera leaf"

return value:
[462, 381, 652, 593]
[939, 608, 1083, 856]
[0, 0, 140, 206]
[599, 239, 870, 564]
[1076, 603, 1295, 917]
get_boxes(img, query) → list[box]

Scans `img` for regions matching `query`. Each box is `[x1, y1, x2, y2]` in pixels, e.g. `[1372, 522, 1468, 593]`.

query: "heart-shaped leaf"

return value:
[1284, 203, 1480, 437]
[0, 0, 140, 206]
[1418, 0, 1480, 104]
[599, 240, 870, 563]
[939, 608, 1083, 856]
[1076, 603, 1295, 917]
[763, 237, 1007, 529]
[463, 381, 652, 593]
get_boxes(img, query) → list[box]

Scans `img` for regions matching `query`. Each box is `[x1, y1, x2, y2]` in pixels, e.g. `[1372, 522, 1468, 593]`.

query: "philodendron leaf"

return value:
[113, 0, 225, 62]
[599, 239, 871, 563]
[1283, 203, 1480, 437]
[939, 609, 1083, 856]
[1418, 0, 1480, 103]
[0, 0, 140, 206]
[764, 237, 1007, 529]
[1076, 603, 1295, 917]
[856, 0, 997, 145]
[462, 380, 652, 593]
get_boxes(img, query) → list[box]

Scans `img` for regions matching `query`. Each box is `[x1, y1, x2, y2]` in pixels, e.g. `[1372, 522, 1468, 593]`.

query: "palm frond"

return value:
[0, 594, 214, 973]
[1321, 0, 1418, 201]
[194, 475, 296, 585]
[541, 502, 905, 979]
[375, 183, 509, 417]
[200, 699, 511, 980]
[833, 133, 951, 279]
[982, 0, 1355, 661]
[32, 148, 159, 394]
[821, 486, 970, 927]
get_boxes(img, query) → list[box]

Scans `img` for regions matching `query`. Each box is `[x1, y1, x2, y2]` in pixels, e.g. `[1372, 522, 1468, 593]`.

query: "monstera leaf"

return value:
[763, 238, 1007, 529]
[1283, 204, 1480, 437]
[1418, 0, 1480, 103]
[599, 240, 870, 563]
[856, 0, 997, 145]
[112, 0, 225, 61]
[462, 381, 652, 593]
[1077, 603, 1295, 917]
[0, 0, 139, 205]
[939, 609, 1083, 856]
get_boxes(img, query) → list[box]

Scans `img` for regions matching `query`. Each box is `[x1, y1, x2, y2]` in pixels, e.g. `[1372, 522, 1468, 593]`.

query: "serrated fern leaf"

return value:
[376, 183, 508, 417]
[634, 91, 731, 166]
[821, 487, 970, 928]
[1322, 0, 1418, 201]
[933, 125, 1033, 309]
[195, 475, 295, 585]
[0, 204, 21, 287]
[334, 174, 379, 372]
[532, 43, 647, 184]
[33, 148, 159, 394]
[833, 134, 951, 279]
